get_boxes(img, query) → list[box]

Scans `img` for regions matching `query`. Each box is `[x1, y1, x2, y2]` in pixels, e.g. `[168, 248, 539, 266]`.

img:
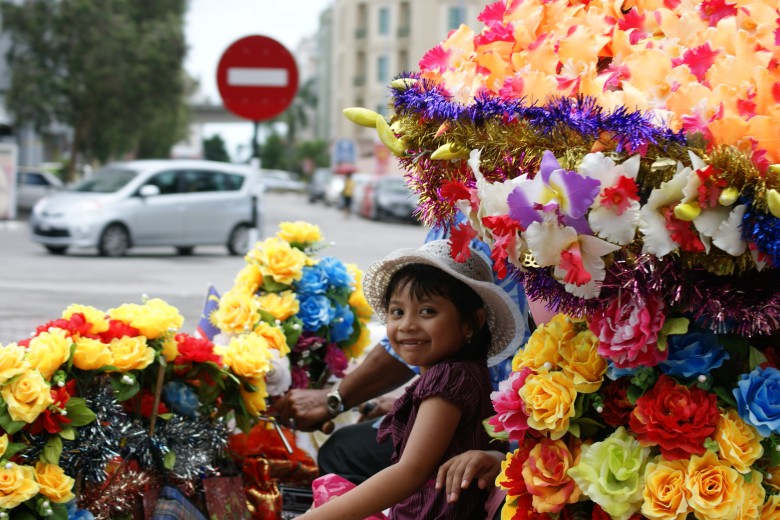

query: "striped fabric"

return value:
[152, 486, 207, 520]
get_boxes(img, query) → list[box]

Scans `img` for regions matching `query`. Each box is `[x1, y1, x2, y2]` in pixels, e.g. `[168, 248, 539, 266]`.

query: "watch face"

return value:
[327, 395, 339, 409]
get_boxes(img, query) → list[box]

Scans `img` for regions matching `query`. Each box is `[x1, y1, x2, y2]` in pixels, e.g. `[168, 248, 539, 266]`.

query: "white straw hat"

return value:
[363, 239, 524, 367]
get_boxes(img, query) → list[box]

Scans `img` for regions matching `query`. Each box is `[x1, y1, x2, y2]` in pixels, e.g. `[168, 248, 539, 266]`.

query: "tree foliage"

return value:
[203, 134, 230, 163]
[1, 0, 190, 180]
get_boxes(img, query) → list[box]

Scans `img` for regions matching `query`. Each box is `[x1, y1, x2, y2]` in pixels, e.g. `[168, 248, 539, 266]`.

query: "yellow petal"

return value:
[674, 202, 701, 221]
[342, 107, 379, 128]
[430, 142, 468, 160]
[719, 187, 739, 206]
[767, 189, 780, 219]
[375, 116, 406, 157]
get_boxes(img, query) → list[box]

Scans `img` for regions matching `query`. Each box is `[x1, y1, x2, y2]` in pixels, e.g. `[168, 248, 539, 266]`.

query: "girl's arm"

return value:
[298, 396, 462, 520]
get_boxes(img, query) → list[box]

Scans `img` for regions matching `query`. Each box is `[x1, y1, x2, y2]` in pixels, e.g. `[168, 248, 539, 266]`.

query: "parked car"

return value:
[260, 169, 306, 193]
[16, 170, 64, 212]
[348, 173, 373, 214]
[323, 175, 345, 207]
[307, 168, 333, 203]
[29, 159, 262, 257]
[359, 175, 420, 223]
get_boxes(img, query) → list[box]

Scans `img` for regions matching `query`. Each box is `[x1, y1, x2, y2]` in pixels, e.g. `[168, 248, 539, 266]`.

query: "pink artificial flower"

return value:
[324, 343, 348, 378]
[291, 366, 310, 389]
[589, 293, 668, 369]
[489, 368, 533, 441]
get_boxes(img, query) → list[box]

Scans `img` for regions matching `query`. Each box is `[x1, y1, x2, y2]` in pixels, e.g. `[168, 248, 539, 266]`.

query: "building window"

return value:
[398, 50, 409, 73]
[377, 55, 389, 83]
[447, 6, 465, 31]
[378, 6, 390, 35]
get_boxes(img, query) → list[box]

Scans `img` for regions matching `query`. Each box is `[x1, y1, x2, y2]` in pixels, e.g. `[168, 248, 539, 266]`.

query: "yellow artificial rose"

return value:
[109, 336, 154, 372]
[240, 378, 269, 416]
[72, 337, 113, 371]
[276, 220, 323, 245]
[160, 335, 179, 363]
[685, 451, 743, 520]
[762, 495, 780, 519]
[254, 321, 291, 357]
[26, 328, 72, 380]
[0, 343, 29, 384]
[62, 304, 109, 335]
[257, 291, 299, 322]
[519, 371, 577, 440]
[348, 286, 372, 324]
[343, 325, 371, 360]
[641, 458, 689, 520]
[34, 462, 75, 503]
[0, 370, 53, 423]
[0, 434, 7, 458]
[715, 408, 764, 473]
[0, 462, 39, 509]
[234, 264, 263, 294]
[252, 237, 307, 285]
[346, 263, 363, 288]
[109, 299, 183, 340]
[213, 289, 261, 334]
[218, 334, 271, 380]
[736, 470, 765, 520]
[512, 314, 574, 372]
[558, 329, 606, 394]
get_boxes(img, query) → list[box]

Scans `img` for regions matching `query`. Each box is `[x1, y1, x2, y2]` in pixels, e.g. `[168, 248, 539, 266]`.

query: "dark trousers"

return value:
[317, 420, 393, 485]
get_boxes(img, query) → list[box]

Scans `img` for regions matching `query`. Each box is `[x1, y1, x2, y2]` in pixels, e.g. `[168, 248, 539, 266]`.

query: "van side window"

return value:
[145, 170, 180, 195]
[223, 173, 244, 191]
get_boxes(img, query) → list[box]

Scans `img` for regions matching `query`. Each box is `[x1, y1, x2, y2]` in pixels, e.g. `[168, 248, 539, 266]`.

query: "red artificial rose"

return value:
[28, 380, 77, 435]
[33, 313, 93, 339]
[122, 390, 169, 419]
[174, 333, 221, 365]
[600, 377, 634, 427]
[629, 375, 719, 460]
[99, 319, 141, 342]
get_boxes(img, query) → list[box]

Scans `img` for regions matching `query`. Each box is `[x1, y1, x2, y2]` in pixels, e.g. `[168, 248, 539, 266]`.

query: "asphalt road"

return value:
[0, 192, 429, 344]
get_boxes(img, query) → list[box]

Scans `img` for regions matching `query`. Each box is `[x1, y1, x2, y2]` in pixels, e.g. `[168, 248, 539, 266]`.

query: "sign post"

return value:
[216, 35, 299, 244]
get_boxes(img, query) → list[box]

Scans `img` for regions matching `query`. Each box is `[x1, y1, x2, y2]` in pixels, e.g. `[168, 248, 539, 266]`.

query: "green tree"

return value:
[259, 132, 286, 170]
[203, 134, 230, 163]
[1, 0, 189, 181]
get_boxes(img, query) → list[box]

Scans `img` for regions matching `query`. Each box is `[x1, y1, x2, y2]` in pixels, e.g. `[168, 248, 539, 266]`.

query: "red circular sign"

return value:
[216, 35, 299, 121]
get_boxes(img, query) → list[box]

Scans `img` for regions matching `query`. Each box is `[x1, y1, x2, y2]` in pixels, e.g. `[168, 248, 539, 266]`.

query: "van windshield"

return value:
[71, 168, 139, 193]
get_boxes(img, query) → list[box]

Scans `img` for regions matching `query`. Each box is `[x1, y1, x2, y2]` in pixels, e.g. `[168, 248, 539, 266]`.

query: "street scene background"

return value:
[0, 192, 428, 345]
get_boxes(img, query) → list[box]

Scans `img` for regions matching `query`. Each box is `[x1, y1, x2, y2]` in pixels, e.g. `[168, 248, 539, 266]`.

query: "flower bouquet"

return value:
[343, 0, 780, 518]
[0, 296, 265, 519]
[212, 220, 373, 400]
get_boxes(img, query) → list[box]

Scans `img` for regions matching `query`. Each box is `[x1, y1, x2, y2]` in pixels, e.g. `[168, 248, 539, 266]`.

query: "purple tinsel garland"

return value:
[390, 75, 687, 154]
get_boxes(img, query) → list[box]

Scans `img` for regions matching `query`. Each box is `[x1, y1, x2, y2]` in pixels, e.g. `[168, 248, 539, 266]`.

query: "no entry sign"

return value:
[216, 35, 299, 121]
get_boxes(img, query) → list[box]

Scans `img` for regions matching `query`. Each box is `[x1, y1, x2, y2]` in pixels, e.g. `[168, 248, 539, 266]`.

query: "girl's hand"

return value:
[435, 450, 504, 503]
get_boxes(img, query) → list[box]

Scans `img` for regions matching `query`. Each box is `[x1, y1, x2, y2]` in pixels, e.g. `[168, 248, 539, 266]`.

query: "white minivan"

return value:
[29, 159, 262, 257]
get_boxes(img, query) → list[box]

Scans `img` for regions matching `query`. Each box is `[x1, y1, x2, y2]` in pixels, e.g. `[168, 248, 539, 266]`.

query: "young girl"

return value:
[300, 239, 523, 519]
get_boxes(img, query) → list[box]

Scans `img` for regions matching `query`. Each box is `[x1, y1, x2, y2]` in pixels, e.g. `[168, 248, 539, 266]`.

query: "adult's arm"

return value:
[275, 343, 415, 431]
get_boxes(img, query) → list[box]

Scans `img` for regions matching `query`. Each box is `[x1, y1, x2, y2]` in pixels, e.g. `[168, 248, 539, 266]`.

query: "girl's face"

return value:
[386, 280, 474, 372]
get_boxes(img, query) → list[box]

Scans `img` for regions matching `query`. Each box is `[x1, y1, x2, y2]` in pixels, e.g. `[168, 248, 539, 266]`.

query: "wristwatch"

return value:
[326, 381, 345, 417]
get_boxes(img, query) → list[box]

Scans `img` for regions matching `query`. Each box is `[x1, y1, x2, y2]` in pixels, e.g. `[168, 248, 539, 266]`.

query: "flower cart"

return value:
[344, 0, 780, 518]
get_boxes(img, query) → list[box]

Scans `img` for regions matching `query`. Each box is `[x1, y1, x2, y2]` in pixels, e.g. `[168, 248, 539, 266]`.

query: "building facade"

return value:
[324, 0, 485, 169]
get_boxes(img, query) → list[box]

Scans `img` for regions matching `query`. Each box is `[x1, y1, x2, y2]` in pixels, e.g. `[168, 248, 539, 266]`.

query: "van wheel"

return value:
[176, 246, 195, 256]
[98, 224, 130, 257]
[45, 245, 68, 255]
[227, 224, 252, 256]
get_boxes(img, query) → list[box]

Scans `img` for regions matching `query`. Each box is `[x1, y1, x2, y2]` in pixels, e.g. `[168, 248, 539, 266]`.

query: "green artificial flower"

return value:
[567, 426, 651, 520]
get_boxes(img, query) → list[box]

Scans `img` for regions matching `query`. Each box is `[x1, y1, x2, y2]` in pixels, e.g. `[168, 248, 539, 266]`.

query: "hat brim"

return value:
[363, 246, 525, 367]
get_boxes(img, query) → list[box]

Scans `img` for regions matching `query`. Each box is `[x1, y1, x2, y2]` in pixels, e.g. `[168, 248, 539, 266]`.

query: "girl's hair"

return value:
[382, 264, 492, 363]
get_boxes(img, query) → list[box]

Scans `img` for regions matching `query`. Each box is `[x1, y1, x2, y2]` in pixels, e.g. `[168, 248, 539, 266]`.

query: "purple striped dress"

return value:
[377, 359, 503, 519]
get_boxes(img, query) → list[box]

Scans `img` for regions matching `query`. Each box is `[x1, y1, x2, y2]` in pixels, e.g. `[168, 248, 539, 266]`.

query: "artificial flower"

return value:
[512, 314, 572, 372]
[62, 304, 110, 335]
[72, 337, 113, 371]
[521, 437, 581, 513]
[641, 457, 689, 520]
[0, 343, 29, 384]
[518, 370, 577, 440]
[25, 328, 72, 380]
[1, 369, 54, 423]
[685, 451, 743, 520]
[657, 328, 729, 380]
[109, 298, 183, 340]
[277, 220, 323, 245]
[714, 408, 764, 474]
[558, 328, 606, 394]
[567, 427, 650, 520]
[0, 462, 39, 509]
[249, 236, 308, 285]
[212, 289, 261, 335]
[109, 336, 155, 372]
[257, 291, 299, 322]
[217, 334, 272, 380]
[733, 365, 780, 437]
[489, 368, 532, 441]
[34, 462, 75, 503]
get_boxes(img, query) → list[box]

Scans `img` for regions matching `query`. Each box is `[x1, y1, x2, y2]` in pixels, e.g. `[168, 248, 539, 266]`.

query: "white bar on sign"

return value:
[228, 67, 288, 87]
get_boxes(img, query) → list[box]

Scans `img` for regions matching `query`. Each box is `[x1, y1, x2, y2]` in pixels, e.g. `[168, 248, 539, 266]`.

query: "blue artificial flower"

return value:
[162, 381, 200, 418]
[318, 256, 353, 289]
[295, 265, 329, 295]
[298, 294, 334, 332]
[330, 303, 356, 343]
[657, 330, 729, 380]
[606, 363, 638, 381]
[66, 500, 96, 520]
[734, 366, 780, 437]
